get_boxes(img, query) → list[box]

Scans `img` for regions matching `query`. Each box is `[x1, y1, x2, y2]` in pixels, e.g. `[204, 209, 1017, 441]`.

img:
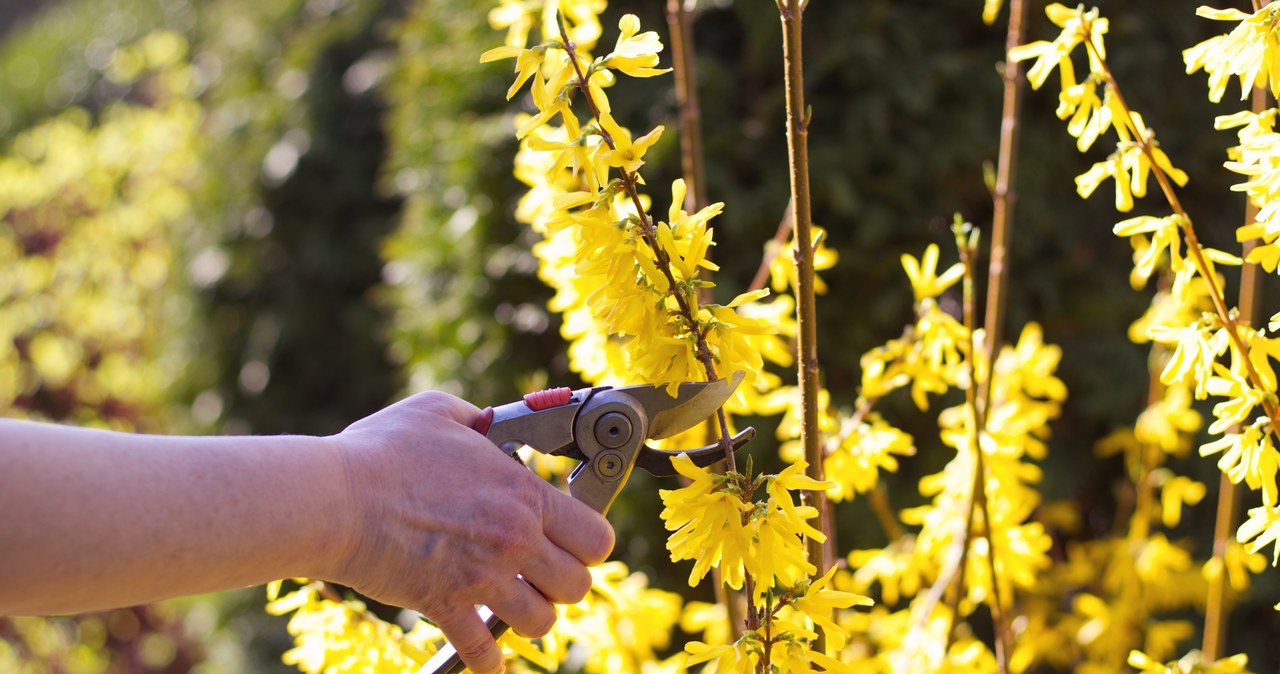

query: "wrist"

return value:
[301, 433, 363, 584]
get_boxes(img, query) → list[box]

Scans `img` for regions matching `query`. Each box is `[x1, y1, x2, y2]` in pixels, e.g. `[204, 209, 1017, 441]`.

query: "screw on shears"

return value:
[415, 372, 753, 674]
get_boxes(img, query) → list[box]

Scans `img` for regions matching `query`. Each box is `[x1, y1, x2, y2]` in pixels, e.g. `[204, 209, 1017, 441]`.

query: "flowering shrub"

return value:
[259, 2, 1280, 673]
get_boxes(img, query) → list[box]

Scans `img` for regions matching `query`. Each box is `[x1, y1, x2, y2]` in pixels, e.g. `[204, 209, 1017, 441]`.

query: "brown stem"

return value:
[868, 483, 905, 541]
[981, 0, 1029, 403]
[777, 0, 831, 583]
[759, 594, 774, 674]
[748, 201, 796, 293]
[666, 0, 708, 212]
[949, 227, 1011, 671]
[663, 0, 745, 640]
[1203, 79, 1269, 661]
[1083, 35, 1280, 433]
[1203, 472, 1241, 660]
[555, 18, 738, 470]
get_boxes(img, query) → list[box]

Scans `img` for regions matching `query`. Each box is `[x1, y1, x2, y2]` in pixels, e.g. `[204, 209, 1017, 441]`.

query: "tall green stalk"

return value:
[776, 0, 831, 652]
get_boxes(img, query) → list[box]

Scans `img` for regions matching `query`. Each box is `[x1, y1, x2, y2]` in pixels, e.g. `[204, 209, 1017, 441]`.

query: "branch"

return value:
[777, 0, 831, 654]
[1082, 35, 1280, 433]
[1202, 78, 1269, 662]
[748, 202, 795, 294]
[947, 224, 1010, 672]
[666, 0, 708, 212]
[664, 0, 746, 641]
[980, 0, 1029, 404]
[556, 18, 738, 470]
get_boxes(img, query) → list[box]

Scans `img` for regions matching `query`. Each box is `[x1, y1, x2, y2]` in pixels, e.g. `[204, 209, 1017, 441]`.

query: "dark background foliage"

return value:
[3, 0, 1280, 669]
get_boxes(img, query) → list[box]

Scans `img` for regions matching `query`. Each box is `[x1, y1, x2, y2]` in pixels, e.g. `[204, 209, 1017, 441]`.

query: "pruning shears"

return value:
[417, 372, 755, 674]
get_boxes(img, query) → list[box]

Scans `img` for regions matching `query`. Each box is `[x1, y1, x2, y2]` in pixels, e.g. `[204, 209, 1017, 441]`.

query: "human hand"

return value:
[325, 392, 615, 674]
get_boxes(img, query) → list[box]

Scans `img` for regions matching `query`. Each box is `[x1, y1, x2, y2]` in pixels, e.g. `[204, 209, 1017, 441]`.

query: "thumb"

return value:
[404, 391, 484, 428]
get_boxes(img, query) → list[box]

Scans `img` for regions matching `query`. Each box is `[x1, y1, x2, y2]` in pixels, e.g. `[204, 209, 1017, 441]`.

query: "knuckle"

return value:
[492, 520, 529, 556]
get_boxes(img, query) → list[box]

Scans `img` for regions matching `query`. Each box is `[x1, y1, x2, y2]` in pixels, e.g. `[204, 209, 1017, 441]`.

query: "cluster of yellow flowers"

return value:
[485, 3, 874, 672]
[268, 563, 687, 674]
[270, 3, 867, 673]
[814, 228, 1063, 672]
[1011, 3, 1280, 671]
[269, 3, 1280, 673]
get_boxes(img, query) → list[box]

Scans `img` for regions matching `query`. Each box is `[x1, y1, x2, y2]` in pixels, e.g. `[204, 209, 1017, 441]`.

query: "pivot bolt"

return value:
[596, 450, 626, 479]
[595, 411, 632, 449]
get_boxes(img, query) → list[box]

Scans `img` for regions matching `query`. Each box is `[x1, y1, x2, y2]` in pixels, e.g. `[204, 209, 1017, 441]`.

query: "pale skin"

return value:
[0, 391, 615, 674]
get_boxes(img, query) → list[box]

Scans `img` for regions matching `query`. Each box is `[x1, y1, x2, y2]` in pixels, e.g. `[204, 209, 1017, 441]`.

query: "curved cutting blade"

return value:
[615, 371, 745, 440]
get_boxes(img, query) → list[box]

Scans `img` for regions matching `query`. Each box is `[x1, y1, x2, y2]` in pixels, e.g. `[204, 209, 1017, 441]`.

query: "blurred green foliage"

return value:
[4, 0, 1280, 669]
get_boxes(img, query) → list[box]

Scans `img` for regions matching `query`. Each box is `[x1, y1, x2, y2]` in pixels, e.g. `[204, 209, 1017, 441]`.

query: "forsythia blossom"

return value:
[1184, 3, 1280, 103]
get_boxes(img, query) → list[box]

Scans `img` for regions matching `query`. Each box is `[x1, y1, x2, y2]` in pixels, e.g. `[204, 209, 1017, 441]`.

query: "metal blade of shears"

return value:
[615, 370, 744, 440]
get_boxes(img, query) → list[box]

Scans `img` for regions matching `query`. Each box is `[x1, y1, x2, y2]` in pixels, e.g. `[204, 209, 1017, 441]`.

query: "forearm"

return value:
[0, 419, 353, 615]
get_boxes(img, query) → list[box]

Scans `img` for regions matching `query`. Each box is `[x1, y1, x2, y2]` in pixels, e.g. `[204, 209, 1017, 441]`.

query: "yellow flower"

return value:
[901, 243, 963, 303]
[823, 415, 916, 501]
[754, 462, 829, 595]
[600, 14, 671, 78]
[1154, 472, 1206, 528]
[768, 226, 839, 295]
[515, 63, 574, 139]
[681, 601, 731, 647]
[847, 537, 930, 607]
[1134, 382, 1203, 456]
[660, 178, 724, 280]
[559, 562, 684, 674]
[982, 0, 1003, 26]
[1077, 114, 1189, 213]
[1147, 317, 1227, 399]
[1057, 72, 1114, 151]
[684, 634, 760, 674]
[1185, 3, 1280, 102]
[1200, 421, 1280, 505]
[659, 453, 755, 588]
[488, 0, 535, 48]
[1008, 3, 1108, 93]
[1113, 214, 1186, 286]
[790, 567, 874, 652]
[1202, 540, 1267, 592]
[1129, 648, 1250, 674]
[480, 43, 547, 99]
[597, 112, 664, 173]
[1238, 504, 1280, 563]
[1205, 363, 1267, 434]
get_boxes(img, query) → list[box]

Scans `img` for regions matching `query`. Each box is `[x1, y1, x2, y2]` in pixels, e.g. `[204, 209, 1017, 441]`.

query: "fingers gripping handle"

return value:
[417, 607, 506, 674]
[418, 390, 647, 674]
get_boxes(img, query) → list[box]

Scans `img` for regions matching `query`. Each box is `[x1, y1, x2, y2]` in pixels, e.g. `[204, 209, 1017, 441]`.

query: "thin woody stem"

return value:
[666, 0, 708, 212]
[777, 0, 833, 602]
[947, 227, 1011, 672]
[556, 20, 737, 471]
[981, 0, 1029, 403]
[868, 483, 904, 541]
[1083, 36, 1280, 429]
[1203, 74, 1269, 662]
[663, 0, 746, 640]
[748, 202, 795, 293]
